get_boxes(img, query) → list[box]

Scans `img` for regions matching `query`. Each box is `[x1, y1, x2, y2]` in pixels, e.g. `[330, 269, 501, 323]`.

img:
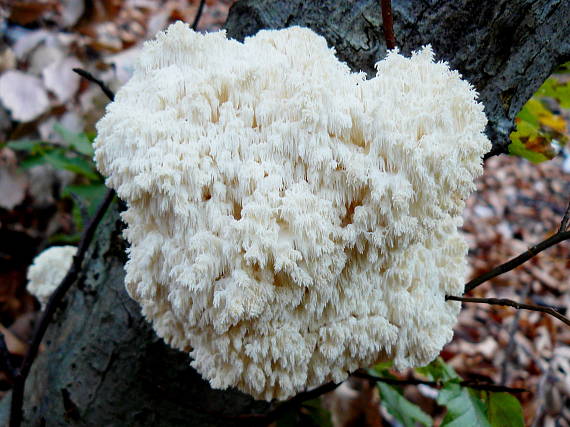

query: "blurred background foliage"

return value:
[509, 62, 570, 166]
[6, 124, 105, 243]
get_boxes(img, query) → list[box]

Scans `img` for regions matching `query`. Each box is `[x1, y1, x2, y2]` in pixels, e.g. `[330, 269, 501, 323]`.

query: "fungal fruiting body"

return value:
[27, 245, 76, 309]
[94, 23, 491, 400]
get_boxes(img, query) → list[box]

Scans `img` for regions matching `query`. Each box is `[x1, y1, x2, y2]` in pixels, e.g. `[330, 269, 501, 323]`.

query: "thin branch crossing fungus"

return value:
[192, 0, 206, 30]
[9, 70, 116, 427]
[447, 295, 570, 328]
[72, 68, 115, 102]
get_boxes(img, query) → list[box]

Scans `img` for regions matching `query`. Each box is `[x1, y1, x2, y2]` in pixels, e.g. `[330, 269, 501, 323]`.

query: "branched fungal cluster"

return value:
[94, 23, 490, 400]
[27, 246, 77, 309]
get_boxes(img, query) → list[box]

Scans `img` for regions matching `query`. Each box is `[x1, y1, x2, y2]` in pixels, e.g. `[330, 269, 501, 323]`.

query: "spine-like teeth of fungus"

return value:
[27, 246, 77, 309]
[94, 22, 490, 401]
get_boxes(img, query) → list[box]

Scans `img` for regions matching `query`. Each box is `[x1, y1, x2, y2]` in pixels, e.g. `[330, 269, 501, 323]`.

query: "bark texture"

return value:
[1, 0, 569, 425]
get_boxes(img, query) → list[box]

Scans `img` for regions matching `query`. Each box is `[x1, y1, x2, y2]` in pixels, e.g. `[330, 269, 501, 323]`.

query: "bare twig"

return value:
[352, 371, 526, 393]
[9, 73, 116, 427]
[483, 145, 508, 161]
[463, 230, 570, 294]
[192, 0, 206, 30]
[72, 68, 115, 102]
[380, 0, 397, 50]
[446, 295, 570, 328]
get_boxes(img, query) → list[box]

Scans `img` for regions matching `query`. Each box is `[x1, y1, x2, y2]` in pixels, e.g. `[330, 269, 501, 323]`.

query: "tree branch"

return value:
[192, 0, 206, 30]
[446, 295, 570, 328]
[72, 69, 115, 102]
[9, 72, 116, 427]
[380, 0, 396, 50]
[463, 230, 570, 294]
[482, 144, 508, 161]
[352, 371, 526, 393]
[463, 195, 570, 294]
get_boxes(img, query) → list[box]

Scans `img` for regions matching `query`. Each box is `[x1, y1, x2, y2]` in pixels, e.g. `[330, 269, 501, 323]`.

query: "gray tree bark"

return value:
[1, 0, 569, 425]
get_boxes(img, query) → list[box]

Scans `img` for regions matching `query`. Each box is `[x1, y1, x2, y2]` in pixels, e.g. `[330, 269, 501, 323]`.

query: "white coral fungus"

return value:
[27, 246, 76, 309]
[94, 22, 490, 400]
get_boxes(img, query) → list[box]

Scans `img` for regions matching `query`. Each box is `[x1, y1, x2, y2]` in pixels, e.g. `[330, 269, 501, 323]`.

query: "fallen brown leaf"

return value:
[0, 70, 50, 122]
[42, 56, 82, 103]
[0, 324, 27, 356]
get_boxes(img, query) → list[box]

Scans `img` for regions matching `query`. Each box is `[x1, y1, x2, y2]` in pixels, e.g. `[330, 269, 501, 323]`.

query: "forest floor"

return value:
[0, 1, 568, 426]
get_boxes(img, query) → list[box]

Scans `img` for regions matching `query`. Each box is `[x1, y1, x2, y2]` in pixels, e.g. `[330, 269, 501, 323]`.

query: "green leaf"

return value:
[302, 398, 333, 427]
[555, 61, 570, 74]
[536, 77, 570, 110]
[6, 140, 44, 152]
[53, 123, 95, 157]
[535, 78, 560, 100]
[486, 393, 524, 427]
[554, 83, 570, 109]
[63, 183, 107, 214]
[508, 134, 550, 163]
[48, 232, 81, 244]
[378, 382, 433, 427]
[415, 358, 458, 382]
[19, 154, 48, 169]
[62, 183, 107, 231]
[515, 102, 541, 129]
[43, 150, 100, 180]
[373, 361, 394, 372]
[85, 131, 97, 142]
[437, 381, 490, 427]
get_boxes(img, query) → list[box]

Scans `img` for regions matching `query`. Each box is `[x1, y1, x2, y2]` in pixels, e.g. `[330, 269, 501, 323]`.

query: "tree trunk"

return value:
[1, 0, 569, 425]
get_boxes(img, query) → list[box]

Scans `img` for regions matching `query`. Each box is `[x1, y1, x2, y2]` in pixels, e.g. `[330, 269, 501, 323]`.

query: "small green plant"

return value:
[373, 358, 525, 427]
[6, 123, 106, 242]
[274, 358, 524, 426]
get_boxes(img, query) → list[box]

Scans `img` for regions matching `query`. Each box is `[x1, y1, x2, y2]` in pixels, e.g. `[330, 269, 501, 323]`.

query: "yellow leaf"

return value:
[539, 114, 567, 134]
